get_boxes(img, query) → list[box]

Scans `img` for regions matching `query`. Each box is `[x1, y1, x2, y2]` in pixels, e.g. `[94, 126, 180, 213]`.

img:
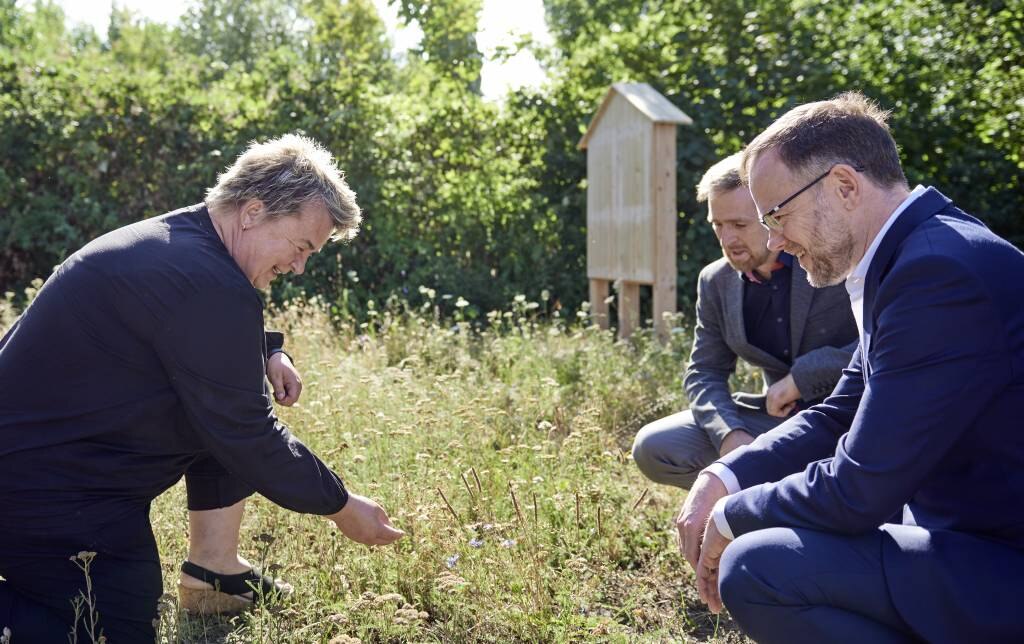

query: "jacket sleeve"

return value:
[684, 271, 746, 450]
[265, 331, 285, 354]
[716, 345, 864, 490]
[788, 338, 858, 402]
[154, 286, 348, 515]
[723, 255, 1010, 537]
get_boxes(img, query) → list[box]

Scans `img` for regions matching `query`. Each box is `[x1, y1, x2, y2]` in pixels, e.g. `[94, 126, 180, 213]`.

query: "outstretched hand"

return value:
[329, 493, 405, 546]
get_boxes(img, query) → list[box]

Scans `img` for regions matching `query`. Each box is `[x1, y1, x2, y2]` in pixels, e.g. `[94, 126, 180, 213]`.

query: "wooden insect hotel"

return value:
[578, 82, 692, 339]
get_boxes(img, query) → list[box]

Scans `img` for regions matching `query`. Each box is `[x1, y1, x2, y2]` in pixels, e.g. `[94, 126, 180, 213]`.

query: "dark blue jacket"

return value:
[718, 188, 1024, 643]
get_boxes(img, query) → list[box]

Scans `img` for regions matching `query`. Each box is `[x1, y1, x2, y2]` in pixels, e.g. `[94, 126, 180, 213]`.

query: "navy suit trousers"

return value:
[719, 527, 921, 644]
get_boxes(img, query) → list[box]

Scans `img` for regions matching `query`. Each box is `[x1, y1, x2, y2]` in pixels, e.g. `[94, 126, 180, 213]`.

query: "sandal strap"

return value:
[181, 561, 280, 597]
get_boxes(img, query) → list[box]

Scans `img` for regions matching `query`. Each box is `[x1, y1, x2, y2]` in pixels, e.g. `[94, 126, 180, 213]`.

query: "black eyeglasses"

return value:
[758, 164, 863, 230]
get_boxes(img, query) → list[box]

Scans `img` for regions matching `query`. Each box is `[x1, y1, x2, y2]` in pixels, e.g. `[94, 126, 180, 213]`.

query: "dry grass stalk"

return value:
[630, 487, 649, 512]
[508, 481, 525, 527]
[460, 471, 476, 502]
[436, 487, 460, 524]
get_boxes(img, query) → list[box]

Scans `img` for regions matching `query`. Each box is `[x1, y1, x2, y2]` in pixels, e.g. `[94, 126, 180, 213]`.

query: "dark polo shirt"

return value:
[741, 252, 793, 365]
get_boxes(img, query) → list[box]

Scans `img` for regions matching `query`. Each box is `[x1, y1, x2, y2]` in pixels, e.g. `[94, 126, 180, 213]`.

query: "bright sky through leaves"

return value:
[52, 0, 551, 101]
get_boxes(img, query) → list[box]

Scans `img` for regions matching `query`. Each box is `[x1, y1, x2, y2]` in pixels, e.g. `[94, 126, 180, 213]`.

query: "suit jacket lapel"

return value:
[789, 261, 813, 355]
[723, 269, 789, 371]
[862, 188, 952, 365]
[724, 270, 746, 345]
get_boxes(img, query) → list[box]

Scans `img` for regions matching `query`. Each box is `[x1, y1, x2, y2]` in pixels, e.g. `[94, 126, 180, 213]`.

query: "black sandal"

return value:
[178, 561, 293, 614]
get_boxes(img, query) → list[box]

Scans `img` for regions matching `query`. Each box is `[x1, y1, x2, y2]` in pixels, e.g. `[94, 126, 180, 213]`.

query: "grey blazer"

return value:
[683, 257, 858, 445]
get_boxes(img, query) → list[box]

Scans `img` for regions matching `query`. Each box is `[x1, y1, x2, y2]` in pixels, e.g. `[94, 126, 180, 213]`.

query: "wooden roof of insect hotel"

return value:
[577, 83, 692, 150]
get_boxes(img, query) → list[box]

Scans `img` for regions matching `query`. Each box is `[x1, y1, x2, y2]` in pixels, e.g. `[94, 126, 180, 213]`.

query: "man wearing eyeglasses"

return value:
[632, 153, 857, 490]
[679, 92, 1024, 643]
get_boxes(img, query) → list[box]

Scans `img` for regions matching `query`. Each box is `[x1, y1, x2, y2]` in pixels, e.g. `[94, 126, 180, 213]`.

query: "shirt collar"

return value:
[848, 185, 927, 284]
[742, 251, 792, 284]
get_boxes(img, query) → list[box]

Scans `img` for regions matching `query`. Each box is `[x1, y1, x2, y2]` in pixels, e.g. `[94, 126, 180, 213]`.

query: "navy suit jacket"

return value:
[717, 187, 1024, 643]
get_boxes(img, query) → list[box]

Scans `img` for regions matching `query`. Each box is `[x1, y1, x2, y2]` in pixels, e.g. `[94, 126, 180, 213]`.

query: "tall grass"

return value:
[4, 291, 755, 643]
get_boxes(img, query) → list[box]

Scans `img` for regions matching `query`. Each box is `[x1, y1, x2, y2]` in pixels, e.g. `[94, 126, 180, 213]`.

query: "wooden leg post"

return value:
[589, 279, 609, 330]
[618, 281, 640, 339]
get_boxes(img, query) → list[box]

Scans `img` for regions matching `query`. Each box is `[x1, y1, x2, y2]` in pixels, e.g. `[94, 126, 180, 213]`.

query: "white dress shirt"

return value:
[707, 185, 928, 540]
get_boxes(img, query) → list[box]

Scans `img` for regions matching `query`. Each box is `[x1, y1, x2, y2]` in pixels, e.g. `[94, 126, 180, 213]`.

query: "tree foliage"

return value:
[1, 0, 1021, 318]
[539, 0, 1024, 309]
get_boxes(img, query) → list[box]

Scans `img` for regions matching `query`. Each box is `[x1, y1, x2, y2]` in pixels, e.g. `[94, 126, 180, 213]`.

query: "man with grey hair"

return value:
[0, 134, 403, 641]
[179, 134, 371, 610]
[680, 92, 1024, 643]
[632, 152, 856, 493]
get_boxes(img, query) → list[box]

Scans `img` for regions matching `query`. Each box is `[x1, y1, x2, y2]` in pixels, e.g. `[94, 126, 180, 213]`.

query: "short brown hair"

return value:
[206, 134, 362, 241]
[740, 92, 907, 189]
[696, 152, 744, 203]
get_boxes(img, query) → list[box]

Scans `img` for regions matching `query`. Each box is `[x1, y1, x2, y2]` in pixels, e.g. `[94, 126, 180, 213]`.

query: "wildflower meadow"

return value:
[43, 292, 761, 643]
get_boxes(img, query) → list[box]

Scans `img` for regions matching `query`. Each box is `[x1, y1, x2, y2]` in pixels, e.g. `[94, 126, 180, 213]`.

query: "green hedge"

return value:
[2, 0, 1020, 319]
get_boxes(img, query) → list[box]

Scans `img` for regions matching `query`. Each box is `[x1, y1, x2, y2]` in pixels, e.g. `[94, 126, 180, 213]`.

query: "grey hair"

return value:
[696, 152, 744, 203]
[739, 91, 907, 189]
[206, 134, 362, 241]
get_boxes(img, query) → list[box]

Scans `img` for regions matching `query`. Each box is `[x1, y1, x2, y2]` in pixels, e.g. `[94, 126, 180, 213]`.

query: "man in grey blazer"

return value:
[632, 153, 857, 489]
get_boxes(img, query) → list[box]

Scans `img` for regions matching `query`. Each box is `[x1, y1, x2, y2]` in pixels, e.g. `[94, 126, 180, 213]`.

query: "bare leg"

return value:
[180, 500, 256, 596]
[176, 500, 292, 614]
[187, 500, 251, 572]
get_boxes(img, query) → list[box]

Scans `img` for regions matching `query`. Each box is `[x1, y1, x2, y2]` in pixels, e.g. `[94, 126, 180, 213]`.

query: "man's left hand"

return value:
[766, 373, 800, 417]
[696, 516, 732, 614]
[267, 352, 302, 406]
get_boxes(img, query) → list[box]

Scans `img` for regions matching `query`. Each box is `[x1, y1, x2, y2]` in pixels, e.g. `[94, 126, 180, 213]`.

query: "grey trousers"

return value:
[631, 407, 782, 489]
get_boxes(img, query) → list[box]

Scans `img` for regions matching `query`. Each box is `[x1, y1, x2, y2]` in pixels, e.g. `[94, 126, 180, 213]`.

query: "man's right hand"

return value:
[676, 471, 728, 571]
[328, 493, 405, 546]
[719, 428, 754, 456]
[766, 373, 801, 417]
